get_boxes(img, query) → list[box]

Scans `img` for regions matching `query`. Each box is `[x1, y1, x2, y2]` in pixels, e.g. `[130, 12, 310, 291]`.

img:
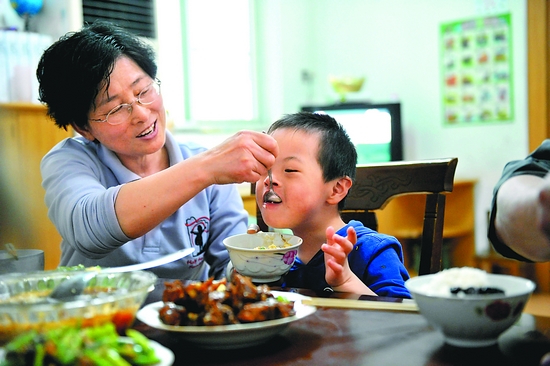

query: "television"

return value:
[301, 102, 403, 164]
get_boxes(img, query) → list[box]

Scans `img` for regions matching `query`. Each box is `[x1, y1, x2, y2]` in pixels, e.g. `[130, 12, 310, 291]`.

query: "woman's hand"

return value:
[198, 130, 279, 185]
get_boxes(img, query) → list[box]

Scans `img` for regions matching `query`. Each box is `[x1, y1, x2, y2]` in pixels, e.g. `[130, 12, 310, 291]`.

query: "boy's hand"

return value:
[322, 226, 376, 295]
[322, 226, 357, 288]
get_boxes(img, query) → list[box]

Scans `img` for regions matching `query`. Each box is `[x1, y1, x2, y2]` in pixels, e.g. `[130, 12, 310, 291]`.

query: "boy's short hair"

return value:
[268, 112, 357, 208]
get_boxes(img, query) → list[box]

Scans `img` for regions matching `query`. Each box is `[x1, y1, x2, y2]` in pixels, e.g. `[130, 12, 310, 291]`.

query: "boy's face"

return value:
[257, 128, 336, 230]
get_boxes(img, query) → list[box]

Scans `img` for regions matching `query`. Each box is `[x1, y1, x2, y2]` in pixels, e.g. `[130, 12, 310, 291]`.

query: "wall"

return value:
[254, 0, 528, 254]
[4, 0, 529, 255]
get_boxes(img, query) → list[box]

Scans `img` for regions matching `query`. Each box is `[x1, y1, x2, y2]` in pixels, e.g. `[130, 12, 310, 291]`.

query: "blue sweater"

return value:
[282, 220, 411, 298]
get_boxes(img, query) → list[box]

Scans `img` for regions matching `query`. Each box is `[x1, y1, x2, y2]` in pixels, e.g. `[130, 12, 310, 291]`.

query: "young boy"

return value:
[256, 112, 410, 298]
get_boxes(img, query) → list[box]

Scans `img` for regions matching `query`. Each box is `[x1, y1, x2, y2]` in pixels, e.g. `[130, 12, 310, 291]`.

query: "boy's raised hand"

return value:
[322, 226, 376, 295]
[322, 226, 355, 287]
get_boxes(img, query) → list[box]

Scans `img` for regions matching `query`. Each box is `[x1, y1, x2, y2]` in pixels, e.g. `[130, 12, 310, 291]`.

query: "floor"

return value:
[525, 293, 550, 317]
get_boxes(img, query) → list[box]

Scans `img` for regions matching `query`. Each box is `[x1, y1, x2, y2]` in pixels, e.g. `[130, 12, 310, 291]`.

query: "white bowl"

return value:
[223, 232, 302, 283]
[405, 270, 535, 348]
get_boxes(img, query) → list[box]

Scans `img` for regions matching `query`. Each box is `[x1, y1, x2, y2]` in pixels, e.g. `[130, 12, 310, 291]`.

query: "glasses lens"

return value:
[106, 104, 132, 125]
[138, 81, 161, 105]
[102, 80, 161, 125]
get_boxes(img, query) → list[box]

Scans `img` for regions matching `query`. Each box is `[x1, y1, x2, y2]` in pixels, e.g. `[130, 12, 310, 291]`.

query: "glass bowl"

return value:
[0, 269, 157, 345]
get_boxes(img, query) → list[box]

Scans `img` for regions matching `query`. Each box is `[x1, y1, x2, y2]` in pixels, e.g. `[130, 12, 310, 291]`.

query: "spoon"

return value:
[261, 130, 282, 204]
[4, 243, 18, 260]
[48, 247, 194, 301]
[264, 168, 282, 203]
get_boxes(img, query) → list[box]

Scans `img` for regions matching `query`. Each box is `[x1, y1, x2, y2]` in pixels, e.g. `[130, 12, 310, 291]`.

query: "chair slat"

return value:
[345, 158, 458, 211]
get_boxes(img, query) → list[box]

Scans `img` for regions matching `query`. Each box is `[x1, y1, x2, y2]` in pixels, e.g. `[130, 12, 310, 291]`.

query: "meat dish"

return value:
[159, 273, 295, 326]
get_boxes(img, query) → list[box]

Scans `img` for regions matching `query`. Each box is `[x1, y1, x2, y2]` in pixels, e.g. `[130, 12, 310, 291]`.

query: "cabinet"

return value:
[0, 103, 72, 270]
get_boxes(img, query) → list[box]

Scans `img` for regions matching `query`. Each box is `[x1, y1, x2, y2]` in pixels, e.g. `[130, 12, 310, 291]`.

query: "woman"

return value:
[37, 21, 277, 279]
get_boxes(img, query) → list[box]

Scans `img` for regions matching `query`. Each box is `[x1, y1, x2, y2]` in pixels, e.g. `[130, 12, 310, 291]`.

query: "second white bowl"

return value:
[223, 232, 302, 283]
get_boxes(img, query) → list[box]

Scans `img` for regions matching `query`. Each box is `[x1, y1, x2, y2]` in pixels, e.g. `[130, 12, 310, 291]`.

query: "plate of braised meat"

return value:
[136, 273, 316, 349]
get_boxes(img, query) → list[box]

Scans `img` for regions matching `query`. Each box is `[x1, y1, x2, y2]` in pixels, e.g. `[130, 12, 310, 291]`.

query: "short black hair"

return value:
[36, 20, 157, 131]
[267, 112, 357, 209]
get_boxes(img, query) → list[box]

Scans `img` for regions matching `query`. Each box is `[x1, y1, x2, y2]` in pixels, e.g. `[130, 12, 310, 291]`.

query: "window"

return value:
[182, 0, 255, 126]
[82, 0, 156, 38]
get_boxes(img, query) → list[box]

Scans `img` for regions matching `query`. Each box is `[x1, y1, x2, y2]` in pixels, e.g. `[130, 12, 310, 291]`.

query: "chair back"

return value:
[341, 157, 458, 275]
[252, 157, 458, 276]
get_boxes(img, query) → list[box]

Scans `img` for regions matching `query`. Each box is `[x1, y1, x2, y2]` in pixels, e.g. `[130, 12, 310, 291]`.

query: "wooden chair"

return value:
[253, 157, 458, 276]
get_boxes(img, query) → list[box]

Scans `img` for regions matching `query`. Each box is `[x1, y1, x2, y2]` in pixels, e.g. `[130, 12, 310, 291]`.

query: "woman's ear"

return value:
[72, 123, 95, 142]
[327, 176, 353, 205]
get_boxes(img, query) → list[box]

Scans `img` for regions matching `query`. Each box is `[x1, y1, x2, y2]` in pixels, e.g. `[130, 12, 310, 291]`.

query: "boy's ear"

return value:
[327, 176, 353, 205]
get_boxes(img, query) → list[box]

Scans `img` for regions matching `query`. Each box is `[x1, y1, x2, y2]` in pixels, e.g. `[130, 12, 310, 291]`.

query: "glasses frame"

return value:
[90, 78, 162, 126]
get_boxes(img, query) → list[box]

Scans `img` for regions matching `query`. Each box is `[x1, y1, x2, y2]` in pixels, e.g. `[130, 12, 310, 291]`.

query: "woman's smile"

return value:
[137, 121, 158, 139]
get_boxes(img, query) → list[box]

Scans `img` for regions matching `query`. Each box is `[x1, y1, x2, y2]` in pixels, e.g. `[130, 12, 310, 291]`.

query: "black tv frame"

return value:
[301, 102, 403, 162]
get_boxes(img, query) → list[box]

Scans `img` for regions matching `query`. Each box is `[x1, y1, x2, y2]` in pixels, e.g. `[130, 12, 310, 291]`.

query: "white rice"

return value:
[418, 267, 490, 296]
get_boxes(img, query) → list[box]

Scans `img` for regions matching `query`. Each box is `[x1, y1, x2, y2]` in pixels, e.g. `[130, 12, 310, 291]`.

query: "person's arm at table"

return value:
[494, 173, 550, 261]
[115, 131, 277, 238]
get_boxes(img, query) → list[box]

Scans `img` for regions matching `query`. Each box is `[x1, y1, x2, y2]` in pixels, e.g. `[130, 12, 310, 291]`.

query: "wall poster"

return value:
[440, 13, 513, 126]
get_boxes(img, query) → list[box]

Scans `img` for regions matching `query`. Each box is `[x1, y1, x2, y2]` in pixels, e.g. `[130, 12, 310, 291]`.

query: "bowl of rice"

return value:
[405, 267, 536, 348]
[223, 231, 302, 283]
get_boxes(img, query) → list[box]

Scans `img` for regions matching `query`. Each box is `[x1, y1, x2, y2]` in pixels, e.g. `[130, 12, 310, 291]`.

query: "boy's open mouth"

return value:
[263, 191, 282, 204]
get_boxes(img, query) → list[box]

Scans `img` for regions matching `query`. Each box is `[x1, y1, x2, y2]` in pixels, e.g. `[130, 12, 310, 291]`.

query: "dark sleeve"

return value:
[488, 139, 550, 261]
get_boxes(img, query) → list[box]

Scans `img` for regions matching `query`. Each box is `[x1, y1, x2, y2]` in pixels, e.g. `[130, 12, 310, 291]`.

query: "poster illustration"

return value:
[441, 13, 513, 126]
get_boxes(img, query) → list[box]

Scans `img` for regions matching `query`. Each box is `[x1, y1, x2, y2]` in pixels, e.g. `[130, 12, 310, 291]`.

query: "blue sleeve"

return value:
[360, 238, 411, 298]
[345, 222, 411, 298]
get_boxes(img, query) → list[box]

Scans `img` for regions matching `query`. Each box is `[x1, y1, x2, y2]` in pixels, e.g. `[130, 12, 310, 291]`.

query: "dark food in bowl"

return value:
[449, 287, 505, 295]
[159, 273, 295, 326]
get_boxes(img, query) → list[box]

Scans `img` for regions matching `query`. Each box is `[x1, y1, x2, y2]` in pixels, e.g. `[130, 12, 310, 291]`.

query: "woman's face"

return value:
[257, 128, 335, 231]
[79, 56, 166, 168]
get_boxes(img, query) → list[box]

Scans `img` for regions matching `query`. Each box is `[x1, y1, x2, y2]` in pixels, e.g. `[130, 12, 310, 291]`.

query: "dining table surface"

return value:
[132, 277, 550, 366]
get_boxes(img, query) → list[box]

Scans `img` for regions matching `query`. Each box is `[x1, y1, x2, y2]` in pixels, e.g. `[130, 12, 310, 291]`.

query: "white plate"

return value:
[0, 338, 174, 366]
[137, 291, 317, 349]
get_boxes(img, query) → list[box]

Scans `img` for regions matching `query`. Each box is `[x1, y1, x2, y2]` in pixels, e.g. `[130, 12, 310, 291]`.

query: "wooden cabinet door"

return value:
[0, 103, 72, 270]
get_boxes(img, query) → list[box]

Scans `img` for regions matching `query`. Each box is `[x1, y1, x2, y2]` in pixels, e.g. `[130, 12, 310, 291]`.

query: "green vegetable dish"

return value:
[1, 323, 160, 366]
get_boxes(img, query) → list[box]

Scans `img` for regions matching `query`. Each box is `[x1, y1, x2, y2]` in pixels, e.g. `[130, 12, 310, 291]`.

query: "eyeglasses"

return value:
[90, 78, 162, 125]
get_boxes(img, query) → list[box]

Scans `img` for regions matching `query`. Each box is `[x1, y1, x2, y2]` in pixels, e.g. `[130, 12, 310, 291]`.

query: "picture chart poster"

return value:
[440, 13, 513, 126]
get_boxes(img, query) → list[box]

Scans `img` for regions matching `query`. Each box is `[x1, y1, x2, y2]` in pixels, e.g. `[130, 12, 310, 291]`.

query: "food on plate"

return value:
[159, 273, 295, 326]
[416, 267, 505, 297]
[1, 323, 159, 366]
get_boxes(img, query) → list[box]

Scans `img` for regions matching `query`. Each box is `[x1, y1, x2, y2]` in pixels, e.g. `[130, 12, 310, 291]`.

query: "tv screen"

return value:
[301, 102, 403, 164]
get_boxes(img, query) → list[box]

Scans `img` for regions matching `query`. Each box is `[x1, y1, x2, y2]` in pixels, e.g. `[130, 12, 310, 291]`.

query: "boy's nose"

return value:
[264, 173, 278, 186]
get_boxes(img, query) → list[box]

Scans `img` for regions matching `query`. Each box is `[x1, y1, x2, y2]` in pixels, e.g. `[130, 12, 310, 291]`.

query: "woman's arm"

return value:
[114, 130, 277, 238]
[494, 174, 550, 261]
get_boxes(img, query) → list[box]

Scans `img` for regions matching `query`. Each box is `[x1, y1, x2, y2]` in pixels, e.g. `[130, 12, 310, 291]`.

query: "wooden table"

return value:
[133, 278, 550, 366]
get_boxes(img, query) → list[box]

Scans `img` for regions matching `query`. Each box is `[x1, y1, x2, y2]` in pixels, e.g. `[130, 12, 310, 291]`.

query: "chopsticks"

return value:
[301, 297, 418, 312]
